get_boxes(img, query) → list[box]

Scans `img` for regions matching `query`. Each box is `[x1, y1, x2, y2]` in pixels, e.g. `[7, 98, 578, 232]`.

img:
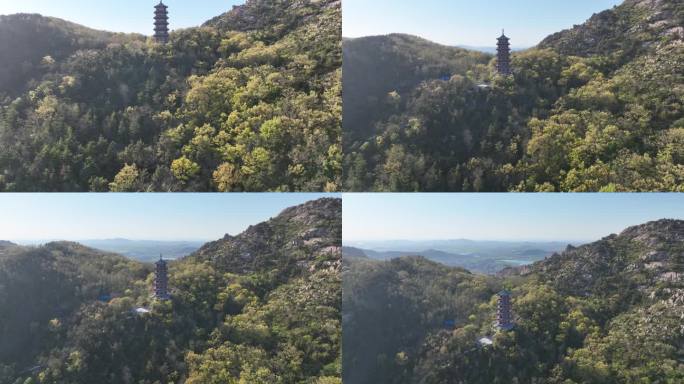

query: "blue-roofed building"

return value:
[98, 294, 112, 302]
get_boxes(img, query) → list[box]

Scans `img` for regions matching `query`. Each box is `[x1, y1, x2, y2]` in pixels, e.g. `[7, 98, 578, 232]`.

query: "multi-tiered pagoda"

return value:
[154, 1, 169, 44]
[496, 289, 514, 331]
[496, 30, 511, 76]
[154, 255, 170, 300]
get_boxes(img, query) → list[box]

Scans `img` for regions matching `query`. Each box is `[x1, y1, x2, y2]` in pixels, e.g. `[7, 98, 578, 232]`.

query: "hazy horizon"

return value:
[0, 193, 336, 241]
[0, 0, 244, 35]
[3, 238, 207, 263]
[344, 34, 532, 52]
[11, 238, 212, 244]
[345, 238, 583, 246]
[344, 237, 579, 274]
[343, 194, 684, 242]
[343, 0, 623, 47]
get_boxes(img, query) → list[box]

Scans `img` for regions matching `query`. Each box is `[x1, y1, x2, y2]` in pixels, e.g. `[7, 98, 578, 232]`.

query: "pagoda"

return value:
[496, 30, 511, 76]
[496, 290, 514, 331]
[154, 1, 169, 44]
[154, 255, 170, 300]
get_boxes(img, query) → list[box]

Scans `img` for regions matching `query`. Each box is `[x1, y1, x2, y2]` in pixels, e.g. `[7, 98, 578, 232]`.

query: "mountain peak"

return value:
[538, 0, 683, 56]
[624, 0, 668, 9]
[0, 241, 18, 254]
[610, 219, 684, 255]
[619, 219, 684, 241]
[0, 12, 119, 93]
[190, 198, 341, 275]
[527, 219, 683, 296]
[203, 0, 339, 34]
[277, 197, 341, 225]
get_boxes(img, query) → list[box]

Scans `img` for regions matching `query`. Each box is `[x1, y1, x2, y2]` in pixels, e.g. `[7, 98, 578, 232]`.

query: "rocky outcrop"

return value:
[189, 198, 341, 276]
[522, 219, 683, 296]
[538, 0, 683, 56]
[203, 0, 340, 35]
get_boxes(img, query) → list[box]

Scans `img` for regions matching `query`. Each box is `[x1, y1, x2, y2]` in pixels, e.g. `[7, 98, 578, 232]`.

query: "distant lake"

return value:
[499, 259, 533, 266]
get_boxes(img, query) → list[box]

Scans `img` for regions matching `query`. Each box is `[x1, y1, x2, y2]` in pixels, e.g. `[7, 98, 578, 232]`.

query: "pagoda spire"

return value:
[496, 289, 514, 331]
[154, 1, 169, 44]
[496, 30, 511, 76]
[154, 254, 170, 300]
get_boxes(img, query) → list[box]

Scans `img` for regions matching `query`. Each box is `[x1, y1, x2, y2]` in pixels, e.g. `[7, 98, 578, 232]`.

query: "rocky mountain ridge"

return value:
[204, 0, 340, 37]
[190, 198, 342, 276]
[502, 220, 683, 296]
[539, 0, 683, 57]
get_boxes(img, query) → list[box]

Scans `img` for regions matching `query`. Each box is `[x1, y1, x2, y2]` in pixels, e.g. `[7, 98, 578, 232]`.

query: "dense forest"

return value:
[343, 219, 684, 383]
[0, 0, 341, 192]
[0, 198, 342, 383]
[343, 0, 683, 192]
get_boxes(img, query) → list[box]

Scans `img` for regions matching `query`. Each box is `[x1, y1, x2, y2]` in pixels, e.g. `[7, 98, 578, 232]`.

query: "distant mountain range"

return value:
[79, 239, 206, 261]
[456, 45, 529, 54]
[343, 239, 574, 274]
[15, 239, 207, 262]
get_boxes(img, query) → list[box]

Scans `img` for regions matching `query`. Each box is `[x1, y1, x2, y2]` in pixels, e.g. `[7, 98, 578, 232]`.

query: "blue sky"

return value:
[0, 193, 336, 241]
[343, 194, 684, 242]
[0, 0, 244, 34]
[343, 0, 623, 47]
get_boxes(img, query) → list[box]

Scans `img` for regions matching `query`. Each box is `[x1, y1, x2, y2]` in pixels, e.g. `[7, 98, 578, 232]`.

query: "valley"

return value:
[343, 220, 684, 383]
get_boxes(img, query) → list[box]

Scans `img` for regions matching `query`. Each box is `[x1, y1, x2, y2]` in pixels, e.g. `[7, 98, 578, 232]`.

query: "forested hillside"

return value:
[343, 0, 683, 192]
[0, 0, 341, 192]
[0, 198, 342, 384]
[343, 220, 684, 383]
[343, 256, 497, 384]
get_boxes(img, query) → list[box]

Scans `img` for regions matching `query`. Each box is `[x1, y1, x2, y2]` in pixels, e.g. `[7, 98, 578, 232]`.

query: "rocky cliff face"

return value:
[190, 198, 341, 277]
[539, 0, 683, 56]
[523, 219, 683, 296]
[204, 0, 340, 36]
